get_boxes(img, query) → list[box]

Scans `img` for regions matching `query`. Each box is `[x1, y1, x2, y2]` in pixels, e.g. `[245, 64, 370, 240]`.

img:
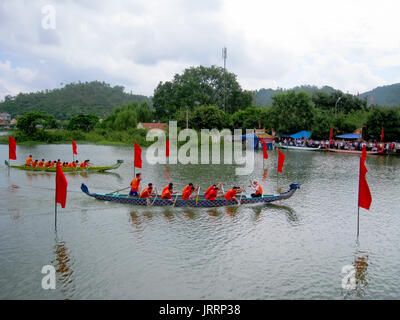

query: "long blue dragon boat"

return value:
[81, 183, 301, 208]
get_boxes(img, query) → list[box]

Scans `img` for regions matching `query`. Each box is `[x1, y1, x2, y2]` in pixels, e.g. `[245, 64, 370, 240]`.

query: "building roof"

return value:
[137, 122, 168, 130]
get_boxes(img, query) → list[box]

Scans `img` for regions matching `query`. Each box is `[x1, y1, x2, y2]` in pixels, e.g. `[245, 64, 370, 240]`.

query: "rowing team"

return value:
[25, 155, 91, 168]
[129, 173, 263, 204]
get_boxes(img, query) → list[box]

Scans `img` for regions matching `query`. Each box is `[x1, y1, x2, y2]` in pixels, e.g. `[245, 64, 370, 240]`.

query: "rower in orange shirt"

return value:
[205, 185, 223, 201]
[45, 161, 52, 168]
[161, 183, 174, 199]
[182, 185, 199, 200]
[182, 183, 193, 195]
[38, 159, 45, 167]
[139, 183, 154, 200]
[62, 162, 68, 167]
[129, 173, 142, 197]
[25, 155, 33, 166]
[224, 186, 241, 205]
[31, 160, 39, 168]
[79, 160, 89, 168]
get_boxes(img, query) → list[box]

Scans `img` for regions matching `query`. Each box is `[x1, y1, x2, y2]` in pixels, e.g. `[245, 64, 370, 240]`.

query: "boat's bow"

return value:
[277, 183, 301, 200]
[81, 183, 96, 198]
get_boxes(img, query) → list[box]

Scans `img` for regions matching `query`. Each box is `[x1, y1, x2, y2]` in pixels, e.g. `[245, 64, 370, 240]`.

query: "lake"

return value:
[1, 143, 399, 299]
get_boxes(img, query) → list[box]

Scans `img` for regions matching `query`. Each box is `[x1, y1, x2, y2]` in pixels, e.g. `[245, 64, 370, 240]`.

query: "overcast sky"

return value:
[1, 0, 400, 100]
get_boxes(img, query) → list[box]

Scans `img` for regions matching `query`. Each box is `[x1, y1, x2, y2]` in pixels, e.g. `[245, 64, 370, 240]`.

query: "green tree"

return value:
[16, 111, 57, 136]
[177, 105, 228, 130]
[268, 90, 315, 134]
[153, 65, 253, 119]
[231, 107, 270, 130]
[365, 106, 400, 141]
[67, 114, 99, 132]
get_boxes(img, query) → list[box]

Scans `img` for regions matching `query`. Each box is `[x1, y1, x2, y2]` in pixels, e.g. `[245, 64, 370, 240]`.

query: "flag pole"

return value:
[55, 173, 58, 230]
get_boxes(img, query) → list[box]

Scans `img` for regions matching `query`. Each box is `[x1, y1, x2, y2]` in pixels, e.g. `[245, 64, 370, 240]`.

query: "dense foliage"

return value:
[0, 81, 151, 120]
[153, 65, 253, 119]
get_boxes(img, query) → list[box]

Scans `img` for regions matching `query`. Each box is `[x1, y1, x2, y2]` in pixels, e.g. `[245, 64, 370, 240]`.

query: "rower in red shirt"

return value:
[140, 184, 155, 205]
[161, 183, 174, 200]
[38, 159, 45, 167]
[204, 185, 216, 197]
[31, 160, 38, 168]
[182, 183, 193, 196]
[205, 185, 223, 201]
[182, 185, 198, 200]
[225, 186, 244, 205]
[45, 161, 52, 168]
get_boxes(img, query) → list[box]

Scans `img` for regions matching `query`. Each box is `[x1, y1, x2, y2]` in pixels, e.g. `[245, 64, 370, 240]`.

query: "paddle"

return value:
[111, 186, 130, 194]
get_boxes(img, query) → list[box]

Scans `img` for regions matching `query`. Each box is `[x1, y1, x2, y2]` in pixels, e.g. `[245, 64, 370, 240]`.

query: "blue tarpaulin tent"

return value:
[336, 133, 361, 139]
[241, 133, 259, 149]
[289, 130, 311, 139]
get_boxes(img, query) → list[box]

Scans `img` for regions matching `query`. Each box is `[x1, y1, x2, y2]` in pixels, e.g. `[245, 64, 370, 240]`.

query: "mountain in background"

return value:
[359, 83, 400, 106]
[253, 83, 400, 107]
[0, 81, 151, 120]
[1, 81, 400, 121]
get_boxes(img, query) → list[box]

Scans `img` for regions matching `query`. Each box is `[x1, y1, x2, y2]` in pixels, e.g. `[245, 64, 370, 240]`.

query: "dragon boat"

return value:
[5, 160, 123, 172]
[80, 183, 301, 208]
[277, 144, 322, 151]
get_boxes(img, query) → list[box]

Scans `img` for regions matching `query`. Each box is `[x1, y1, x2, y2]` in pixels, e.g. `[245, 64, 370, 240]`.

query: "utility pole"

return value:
[222, 47, 227, 113]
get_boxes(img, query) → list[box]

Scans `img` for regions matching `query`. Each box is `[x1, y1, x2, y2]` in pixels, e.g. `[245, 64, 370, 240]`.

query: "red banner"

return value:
[134, 142, 142, 168]
[72, 140, 78, 155]
[380, 127, 384, 142]
[166, 139, 170, 158]
[329, 126, 333, 141]
[56, 163, 68, 208]
[262, 141, 268, 159]
[8, 136, 17, 160]
[277, 150, 285, 173]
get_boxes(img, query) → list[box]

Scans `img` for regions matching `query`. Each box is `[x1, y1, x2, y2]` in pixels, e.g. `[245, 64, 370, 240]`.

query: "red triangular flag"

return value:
[9, 136, 17, 160]
[56, 163, 68, 208]
[361, 145, 367, 164]
[134, 142, 142, 168]
[277, 150, 285, 173]
[358, 158, 372, 210]
[166, 139, 170, 158]
[380, 127, 384, 142]
[329, 126, 333, 141]
[72, 140, 78, 155]
[262, 141, 268, 159]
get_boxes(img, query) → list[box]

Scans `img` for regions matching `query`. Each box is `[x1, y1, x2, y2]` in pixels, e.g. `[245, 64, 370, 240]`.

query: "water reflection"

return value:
[262, 169, 268, 181]
[129, 211, 142, 231]
[183, 209, 196, 220]
[263, 203, 300, 226]
[52, 235, 75, 299]
[343, 248, 369, 299]
[225, 206, 238, 217]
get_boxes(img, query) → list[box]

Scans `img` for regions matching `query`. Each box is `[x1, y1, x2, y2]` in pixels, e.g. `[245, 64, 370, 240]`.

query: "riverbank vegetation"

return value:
[2, 65, 400, 145]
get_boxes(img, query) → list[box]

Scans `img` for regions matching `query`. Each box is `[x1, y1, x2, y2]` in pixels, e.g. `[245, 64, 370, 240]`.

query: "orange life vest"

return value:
[130, 178, 140, 192]
[139, 187, 151, 198]
[25, 157, 33, 166]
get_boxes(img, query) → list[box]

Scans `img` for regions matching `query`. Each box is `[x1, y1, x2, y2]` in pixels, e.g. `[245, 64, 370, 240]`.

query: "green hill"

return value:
[0, 81, 152, 120]
[360, 83, 400, 106]
[253, 85, 336, 106]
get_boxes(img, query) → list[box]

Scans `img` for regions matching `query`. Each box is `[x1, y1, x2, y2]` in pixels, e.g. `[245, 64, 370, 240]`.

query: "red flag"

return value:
[72, 140, 78, 155]
[262, 141, 268, 159]
[277, 150, 285, 173]
[380, 127, 384, 142]
[166, 139, 170, 158]
[134, 142, 142, 168]
[328, 126, 333, 141]
[361, 145, 367, 164]
[358, 158, 372, 210]
[370, 95, 373, 105]
[56, 163, 68, 208]
[8, 136, 17, 160]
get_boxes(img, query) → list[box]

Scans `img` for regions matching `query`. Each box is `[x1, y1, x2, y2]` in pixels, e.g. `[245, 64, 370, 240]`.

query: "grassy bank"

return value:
[0, 128, 153, 147]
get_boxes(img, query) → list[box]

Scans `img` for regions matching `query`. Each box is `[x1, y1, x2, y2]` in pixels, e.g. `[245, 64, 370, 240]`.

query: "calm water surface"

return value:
[0, 144, 399, 299]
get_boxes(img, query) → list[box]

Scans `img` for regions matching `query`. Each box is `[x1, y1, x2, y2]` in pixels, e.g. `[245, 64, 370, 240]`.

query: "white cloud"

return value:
[0, 0, 399, 99]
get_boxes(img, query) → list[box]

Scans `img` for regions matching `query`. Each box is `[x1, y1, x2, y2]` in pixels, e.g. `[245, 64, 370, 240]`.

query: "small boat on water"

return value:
[80, 183, 301, 208]
[4, 160, 123, 172]
[325, 148, 384, 155]
[277, 144, 322, 151]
